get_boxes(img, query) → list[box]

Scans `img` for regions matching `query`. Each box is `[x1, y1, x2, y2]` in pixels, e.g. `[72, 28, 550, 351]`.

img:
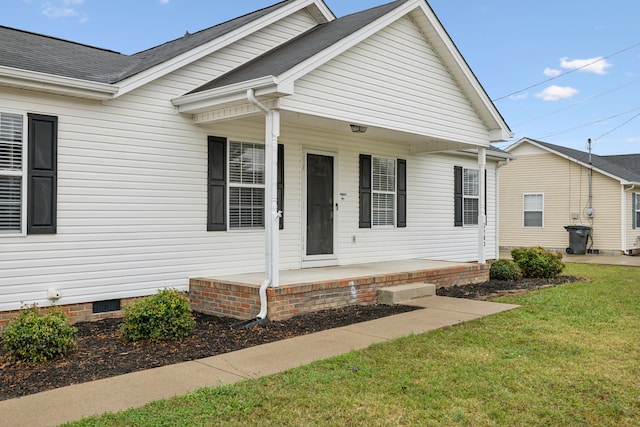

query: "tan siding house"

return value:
[500, 137, 640, 255]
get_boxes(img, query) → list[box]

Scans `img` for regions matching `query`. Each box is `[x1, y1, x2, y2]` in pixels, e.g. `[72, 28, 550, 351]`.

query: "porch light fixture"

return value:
[350, 124, 367, 133]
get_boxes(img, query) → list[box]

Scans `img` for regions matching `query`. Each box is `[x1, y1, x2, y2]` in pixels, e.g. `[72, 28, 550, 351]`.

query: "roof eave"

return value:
[0, 65, 118, 101]
[114, 0, 335, 98]
[172, 76, 294, 114]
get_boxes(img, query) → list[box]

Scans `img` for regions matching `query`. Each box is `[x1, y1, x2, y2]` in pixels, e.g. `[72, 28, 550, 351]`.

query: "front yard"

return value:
[65, 263, 640, 426]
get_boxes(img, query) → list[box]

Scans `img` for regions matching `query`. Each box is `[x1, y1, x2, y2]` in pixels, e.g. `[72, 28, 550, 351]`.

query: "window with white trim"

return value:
[524, 193, 543, 227]
[228, 141, 265, 229]
[0, 112, 24, 234]
[372, 156, 396, 226]
[463, 168, 479, 225]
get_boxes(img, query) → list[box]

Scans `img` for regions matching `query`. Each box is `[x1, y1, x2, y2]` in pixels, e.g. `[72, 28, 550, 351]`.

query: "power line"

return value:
[535, 107, 640, 139]
[594, 111, 640, 142]
[493, 41, 640, 102]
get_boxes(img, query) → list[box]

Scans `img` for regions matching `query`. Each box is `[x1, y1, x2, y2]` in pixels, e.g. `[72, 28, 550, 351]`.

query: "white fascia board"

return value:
[0, 66, 117, 100]
[412, 2, 511, 142]
[172, 76, 294, 113]
[278, 0, 420, 86]
[114, 0, 334, 98]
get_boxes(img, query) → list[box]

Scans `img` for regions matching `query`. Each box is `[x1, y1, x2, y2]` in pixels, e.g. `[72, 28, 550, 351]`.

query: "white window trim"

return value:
[371, 156, 396, 228]
[523, 193, 544, 228]
[635, 193, 640, 228]
[463, 168, 479, 227]
[227, 140, 266, 231]
[0, 110, 27, 237]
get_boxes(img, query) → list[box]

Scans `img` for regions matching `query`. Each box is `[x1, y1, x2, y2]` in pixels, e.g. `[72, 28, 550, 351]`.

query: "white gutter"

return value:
[0, 65, 118, 101]
[246, 88, 282, 319]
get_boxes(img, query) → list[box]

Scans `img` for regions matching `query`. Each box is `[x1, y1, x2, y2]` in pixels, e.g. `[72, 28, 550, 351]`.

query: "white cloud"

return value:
[535, 85, 579, 101]
[627, 137, 640, 143]
[544, 68, 562, 77]
[159, 0, 170, 3]
[560, 57, 612, 75]
[41, 0, 87, 21]
[509, 93, 529, 100]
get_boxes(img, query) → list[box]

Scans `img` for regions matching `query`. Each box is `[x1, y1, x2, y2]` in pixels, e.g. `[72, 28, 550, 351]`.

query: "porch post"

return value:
[478, 148, 486, 265]
[267, 110, 281, 287]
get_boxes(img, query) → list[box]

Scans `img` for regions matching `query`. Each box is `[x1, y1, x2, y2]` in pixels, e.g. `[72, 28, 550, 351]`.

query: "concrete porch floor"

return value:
[214, 259, 474, 286]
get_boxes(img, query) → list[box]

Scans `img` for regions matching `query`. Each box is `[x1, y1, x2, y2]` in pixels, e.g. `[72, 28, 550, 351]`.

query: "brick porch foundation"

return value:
[190, 263, 489, 321]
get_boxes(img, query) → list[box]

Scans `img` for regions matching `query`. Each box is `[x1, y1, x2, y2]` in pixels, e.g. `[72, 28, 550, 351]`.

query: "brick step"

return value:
[377, 283, 436, 305]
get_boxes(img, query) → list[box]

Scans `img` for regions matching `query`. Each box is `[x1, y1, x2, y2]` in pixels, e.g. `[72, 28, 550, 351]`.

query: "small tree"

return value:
[511, 247, 565, 279]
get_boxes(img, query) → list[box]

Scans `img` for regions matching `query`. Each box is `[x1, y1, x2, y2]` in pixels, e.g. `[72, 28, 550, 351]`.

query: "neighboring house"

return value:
[0, 0, 511, 322]
[500, 137, 640, 255]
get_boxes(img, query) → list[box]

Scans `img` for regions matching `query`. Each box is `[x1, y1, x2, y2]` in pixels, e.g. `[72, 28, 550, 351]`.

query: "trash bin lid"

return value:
[564, 225, 592, 231]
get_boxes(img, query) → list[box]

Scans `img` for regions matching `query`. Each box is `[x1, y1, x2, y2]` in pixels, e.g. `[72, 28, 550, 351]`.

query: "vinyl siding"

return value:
[0, 11, 320, 311]
[282, 15, 489, 146]
[500, 145, 623, 253]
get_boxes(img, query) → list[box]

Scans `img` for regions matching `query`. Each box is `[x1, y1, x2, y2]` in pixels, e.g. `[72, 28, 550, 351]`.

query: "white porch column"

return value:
[266, 110, 281, 287]
[478, 148, 486, 265]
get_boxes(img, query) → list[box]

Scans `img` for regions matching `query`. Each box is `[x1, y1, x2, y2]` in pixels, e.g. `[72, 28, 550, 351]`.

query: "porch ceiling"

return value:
[196, 109, 487, 154]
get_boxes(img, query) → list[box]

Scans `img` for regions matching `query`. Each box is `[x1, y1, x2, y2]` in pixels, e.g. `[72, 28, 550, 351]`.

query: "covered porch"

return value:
[190, 259, 489, 321]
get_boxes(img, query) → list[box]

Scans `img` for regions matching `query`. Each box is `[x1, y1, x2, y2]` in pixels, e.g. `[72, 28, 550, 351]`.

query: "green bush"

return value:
[511, 246, 565, 279]
[2, 305, 77, 362]
[120, 289, 195, 342]
[489, 259, 523, 281]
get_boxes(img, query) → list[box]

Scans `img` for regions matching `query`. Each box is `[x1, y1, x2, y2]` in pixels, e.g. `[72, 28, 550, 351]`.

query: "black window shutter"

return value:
[27, 114, 57, 234]
[484, 169, 488, 218]
[207, 136, 226, 231]
[633, 193, 637, 230]
[454, 166, 463, 227]
[277, 144, 284, 230]
[397, 159, 407, 228]
[359, 154, 372, 228]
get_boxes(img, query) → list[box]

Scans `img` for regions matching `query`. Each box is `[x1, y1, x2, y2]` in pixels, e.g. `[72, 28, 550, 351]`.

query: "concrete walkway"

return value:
[0, 296, 518, 427]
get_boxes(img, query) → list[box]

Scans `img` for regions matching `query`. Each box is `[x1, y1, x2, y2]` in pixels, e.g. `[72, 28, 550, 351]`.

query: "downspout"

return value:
[247, 88, 281, 319]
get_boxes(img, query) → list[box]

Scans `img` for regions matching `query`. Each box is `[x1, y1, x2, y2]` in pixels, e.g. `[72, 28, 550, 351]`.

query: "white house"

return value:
[0, 0, 511, 323]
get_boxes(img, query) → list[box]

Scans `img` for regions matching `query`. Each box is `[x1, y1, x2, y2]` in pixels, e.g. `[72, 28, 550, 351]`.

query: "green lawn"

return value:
[65, 263, 640, 426]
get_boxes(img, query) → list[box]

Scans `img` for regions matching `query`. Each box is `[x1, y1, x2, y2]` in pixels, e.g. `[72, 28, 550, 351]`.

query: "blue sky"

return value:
[3, 0, 640, 155]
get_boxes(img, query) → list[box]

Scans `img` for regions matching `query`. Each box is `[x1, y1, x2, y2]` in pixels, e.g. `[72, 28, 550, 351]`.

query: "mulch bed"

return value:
[0, 275, 581, 401]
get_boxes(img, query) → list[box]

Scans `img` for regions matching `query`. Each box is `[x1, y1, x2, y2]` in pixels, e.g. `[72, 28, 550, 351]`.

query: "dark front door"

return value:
[305, 153, 335, 259]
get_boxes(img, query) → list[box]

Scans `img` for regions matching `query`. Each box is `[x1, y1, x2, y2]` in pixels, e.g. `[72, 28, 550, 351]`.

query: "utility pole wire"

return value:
[594, 111, 640, 142]
[492, 41, 640, 102]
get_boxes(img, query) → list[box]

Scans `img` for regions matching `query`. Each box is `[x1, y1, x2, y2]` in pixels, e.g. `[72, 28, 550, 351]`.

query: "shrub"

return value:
[120, 289, 195, 342]
[490, 259, 523, 281]
[2, 305, 77, 362]
[511, 246, 565, 279]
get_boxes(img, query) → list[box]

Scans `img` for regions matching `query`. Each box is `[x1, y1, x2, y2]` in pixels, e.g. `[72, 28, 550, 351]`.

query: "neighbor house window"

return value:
[228, 141, 265, 229]
[0, 112, 24, 234]
[524, 193, 543, 227]
[463, 168, 479, 225]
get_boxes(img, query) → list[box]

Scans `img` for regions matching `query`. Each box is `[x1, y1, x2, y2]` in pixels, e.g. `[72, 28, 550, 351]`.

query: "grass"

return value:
[65, 263, 640, 426]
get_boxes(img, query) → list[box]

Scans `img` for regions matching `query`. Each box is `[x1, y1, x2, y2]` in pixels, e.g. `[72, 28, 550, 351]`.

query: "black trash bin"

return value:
[564, 225, 592, 254]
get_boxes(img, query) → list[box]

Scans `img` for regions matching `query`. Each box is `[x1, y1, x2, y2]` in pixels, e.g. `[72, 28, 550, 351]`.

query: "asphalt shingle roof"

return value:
[188, 0, 410, 94]
[525, 138, 640, 183]
[0, 1, 290, 84]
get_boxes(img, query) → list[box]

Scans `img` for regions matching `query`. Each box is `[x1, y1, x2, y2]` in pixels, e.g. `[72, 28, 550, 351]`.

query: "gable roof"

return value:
[509, 137, 640, 184]
[0, 1, 293, 84]
[189, 0, 408, 94]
